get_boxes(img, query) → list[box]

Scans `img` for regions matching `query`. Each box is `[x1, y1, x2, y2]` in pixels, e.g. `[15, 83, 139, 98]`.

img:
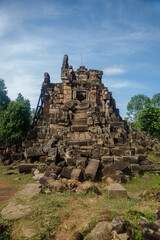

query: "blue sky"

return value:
[0, 0, 160, 117]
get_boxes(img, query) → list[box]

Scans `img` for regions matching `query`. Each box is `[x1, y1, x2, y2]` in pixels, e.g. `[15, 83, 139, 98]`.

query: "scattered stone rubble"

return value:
[73, 210, 160, 240]
[0, 55, 160, 182]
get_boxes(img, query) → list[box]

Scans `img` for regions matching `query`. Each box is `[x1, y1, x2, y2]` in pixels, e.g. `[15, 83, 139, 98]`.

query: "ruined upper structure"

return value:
[24, 55, 154, 181]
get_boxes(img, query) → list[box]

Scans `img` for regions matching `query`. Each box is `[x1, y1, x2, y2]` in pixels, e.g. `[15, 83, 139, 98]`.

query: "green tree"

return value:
[151, 93, 160, 107]
[137, 105, 160, 140]
[0, 93, 31, 142]
[0, 79, 10, 111]
[127, 94, 151, 122]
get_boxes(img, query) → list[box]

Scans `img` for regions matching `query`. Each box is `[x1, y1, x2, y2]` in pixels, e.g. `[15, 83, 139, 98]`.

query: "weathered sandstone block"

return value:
[84, 159, 100, 181]
[106, 183, 127, 198]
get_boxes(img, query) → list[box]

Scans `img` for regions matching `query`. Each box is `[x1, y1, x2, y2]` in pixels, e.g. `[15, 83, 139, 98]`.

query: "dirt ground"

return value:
[0, 177, 17, 207]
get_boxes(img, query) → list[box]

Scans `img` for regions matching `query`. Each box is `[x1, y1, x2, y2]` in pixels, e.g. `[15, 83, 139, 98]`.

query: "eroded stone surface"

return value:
[48, 180, 68, 192]
[84, 221, 112, 240]
[106, 183, 127, 198]
[84, 159, 100, 181]
[76, 181, 101, 195]
[20, 183, 42, 195]
[1, 202, 31, 220]
[22, 227, 37, 238]
[112, 216, 127, 233]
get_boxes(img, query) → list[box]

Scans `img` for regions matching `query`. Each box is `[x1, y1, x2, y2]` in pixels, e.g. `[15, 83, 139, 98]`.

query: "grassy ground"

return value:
[0, 164, 35, 190]
[0, 164, 160, 240]
[148, 151, 160, 163]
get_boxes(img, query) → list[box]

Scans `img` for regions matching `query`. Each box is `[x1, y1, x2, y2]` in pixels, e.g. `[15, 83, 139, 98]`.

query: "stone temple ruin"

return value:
[18, 54, 160, 182]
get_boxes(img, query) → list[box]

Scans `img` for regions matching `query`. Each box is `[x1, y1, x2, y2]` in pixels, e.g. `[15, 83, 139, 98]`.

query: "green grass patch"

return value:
[0, 164, 34, 190]
[11, 193, 70, 240]
[148, 151, 160, 162]
[124, 173, 160, 193]
[99, 194, 135, 215]
[0, 164, 160, 239]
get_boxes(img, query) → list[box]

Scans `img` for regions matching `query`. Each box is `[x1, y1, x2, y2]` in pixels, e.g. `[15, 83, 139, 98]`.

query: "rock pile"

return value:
[71, 210, 160, 240]
[0, 55, 160, 181]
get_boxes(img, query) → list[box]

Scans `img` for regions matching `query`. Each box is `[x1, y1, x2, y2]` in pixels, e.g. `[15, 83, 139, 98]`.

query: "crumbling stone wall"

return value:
[12, 55, 160, 181]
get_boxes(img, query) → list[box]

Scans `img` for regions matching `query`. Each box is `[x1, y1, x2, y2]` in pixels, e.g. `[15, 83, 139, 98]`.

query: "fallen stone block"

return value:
[19, 164, 38, 173]
[84, 221, 112, 240]
[60, 167, 72, 179]
[76, 181, 101, 195]
[19, 163, 46, 174]
[22, 227, 37, 238]
[1, 202, 31, 220]
[141, 164, 160, 172]
[112, 215, 127, 233]
[84, 159, 100, 181]
[20, 183, 42, 195]
[49, 180, 68, 192]
[106, 183, 127, 198]
[71, 168, 83, 181]
[102, 160, 130, 176]
[25, 145, 44, 158]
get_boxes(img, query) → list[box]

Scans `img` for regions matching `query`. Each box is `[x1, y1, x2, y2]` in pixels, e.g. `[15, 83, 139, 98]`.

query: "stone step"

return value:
[71, 125, 89, 132]
[66, 140, 91, 146]
[73, 112, 86, 119]
[141, 164, 160, 172]
[71, 119, 87, 125]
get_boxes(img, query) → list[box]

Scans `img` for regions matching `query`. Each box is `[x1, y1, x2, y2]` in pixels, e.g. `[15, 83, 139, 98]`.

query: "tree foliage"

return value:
[127, 94, 150, 121]
[137, 106, 160, 140]
[0, 93, 31, 142]
[127, 92, 160, 139]
[0, 79, 10, 111]
[151, 93, 160, 107]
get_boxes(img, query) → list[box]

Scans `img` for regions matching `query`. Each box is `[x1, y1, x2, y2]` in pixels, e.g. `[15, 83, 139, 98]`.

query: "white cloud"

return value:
[104, 78, 148, 90]
[108, 81, 129, 88]
[103, 67, 126, 75]
[6, 71, 41, 108]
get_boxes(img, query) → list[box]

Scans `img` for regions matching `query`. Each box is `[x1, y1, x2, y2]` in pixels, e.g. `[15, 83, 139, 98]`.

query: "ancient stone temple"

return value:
[23, 55, 156, 181]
